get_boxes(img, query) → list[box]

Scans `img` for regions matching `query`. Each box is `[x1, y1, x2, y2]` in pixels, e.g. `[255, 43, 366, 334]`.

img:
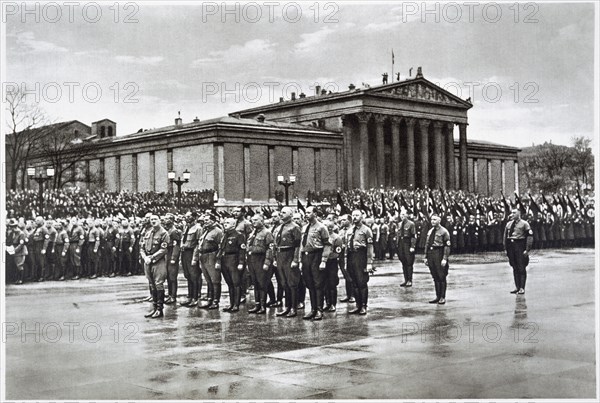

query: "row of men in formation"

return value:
[6, 203, 536, 319]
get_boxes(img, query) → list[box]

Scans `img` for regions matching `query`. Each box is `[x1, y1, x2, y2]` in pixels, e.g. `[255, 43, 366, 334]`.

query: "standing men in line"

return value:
[7, 219, 28, 285]
[118, 218, 136, 276]
[43, 219, 58, 281]
[337, 214, 355, 303]
[233, 207, 253, 305]
[324, 220, 342, 312]
[397, 210, 417, 287]
[69, 217, 85, 280]
[54, 220, 70, 281]
[217, 217, 246, 312]
[300, 206, 331, 321]
[141, 215, 170, 319]
[246, 214, 274, 314]
[504, 208, 533, 295]
[31, 217, 49, 282]
[87, 219, 102, 279]
[273, 207, 302, 318]
[346, 210, 374, 315]
[424, 215, 451, 304]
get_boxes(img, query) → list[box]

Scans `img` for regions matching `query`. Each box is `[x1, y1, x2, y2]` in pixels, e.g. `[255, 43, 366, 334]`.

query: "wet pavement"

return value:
[3, 248, 597, 400]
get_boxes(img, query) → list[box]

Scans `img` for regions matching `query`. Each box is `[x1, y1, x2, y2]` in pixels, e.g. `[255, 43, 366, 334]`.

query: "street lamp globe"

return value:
[168, 171, 176, 180]
[46, 167, 55, 177]
[27, 167, 36, 177]
[183, 169, 191, 181]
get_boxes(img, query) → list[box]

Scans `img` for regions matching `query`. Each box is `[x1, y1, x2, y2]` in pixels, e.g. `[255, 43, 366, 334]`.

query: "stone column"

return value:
[390, 116, 401, 188]
[356, 112, 371, 189]
[406, 118, 416, 189]
[374, 114, 386, 187]
[341, 115, 353, 190]
[433, 121, 443, 188]
[446, 122, 456, 189]
[418, 119, 430, 188]
[459, 123, 468, 190]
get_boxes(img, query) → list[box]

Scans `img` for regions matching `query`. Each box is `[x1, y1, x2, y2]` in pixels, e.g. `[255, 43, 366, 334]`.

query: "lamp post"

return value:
[277, 174, 296, 206]
[27, 167, 55, 216]
[168, 169, 191, 211]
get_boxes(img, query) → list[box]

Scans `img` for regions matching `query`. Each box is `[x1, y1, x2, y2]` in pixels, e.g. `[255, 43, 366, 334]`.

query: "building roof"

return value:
[231, 75, 473, 117]
[458, 138, 521, 152]
[92, 118, 116, 124]
[95, 115, 338, 143]
[10, 120, 90, 138]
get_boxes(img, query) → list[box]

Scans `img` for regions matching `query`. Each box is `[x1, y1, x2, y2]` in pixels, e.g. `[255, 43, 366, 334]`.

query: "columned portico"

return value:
[356, 112, 370, 189]
[446, 122, 456, 189]
[419, 119, 430, 188]
[405, 118, 416, 188]
[391, 117, 401, 188]
[374, 114, 386, 186]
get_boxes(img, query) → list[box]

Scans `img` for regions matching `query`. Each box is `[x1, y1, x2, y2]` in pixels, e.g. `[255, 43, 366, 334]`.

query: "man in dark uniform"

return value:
[42, 219, 58, 281]
[246, 214, 274, 314]
[103, 219, 118, 277]
[272, 207, 302, 317]
[117, 218, 136, 276]
[397, 210, 417, 287]
[87, 219, 102, 279]
[387, 218, 398, 260]
[337, 214, 355, 303]
[266, 210, 284, 307]
[54, 220, 70, 281]
[300, 206, 331, 321]
[504, 208, 533, 295]
[68, 217, 85, 280]
[163, 214, 181, 304]
[346, 209, 374, 315]
[217, 217, 246, 312]
[141, 214, 170, 319]
[233, 207, 253, 304]
[424, 214, 451, 304]
[324, 220, 343, 312]
[180, 212, 201, 307]
[30, 216, 49, 282]
[193, 212, 223, 309]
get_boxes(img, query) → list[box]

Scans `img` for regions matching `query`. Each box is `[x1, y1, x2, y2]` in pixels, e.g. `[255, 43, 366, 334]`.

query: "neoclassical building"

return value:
[19, 70, 520, 202]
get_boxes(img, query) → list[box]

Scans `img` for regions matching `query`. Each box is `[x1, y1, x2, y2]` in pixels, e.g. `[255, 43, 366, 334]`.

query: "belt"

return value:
[428, 246, 444, 250]
[276, 246, 295, 252]
[248, 251, 265, 256]
[348, 247, 366, 253]
[199, 249, 218, 254]
[303, 248, 323, 255]
[224, 251, 239, 256]
[509, 238, 525, 243]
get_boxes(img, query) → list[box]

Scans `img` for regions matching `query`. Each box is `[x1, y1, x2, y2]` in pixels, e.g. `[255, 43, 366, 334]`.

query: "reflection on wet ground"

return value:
[4, 248, 596, 399]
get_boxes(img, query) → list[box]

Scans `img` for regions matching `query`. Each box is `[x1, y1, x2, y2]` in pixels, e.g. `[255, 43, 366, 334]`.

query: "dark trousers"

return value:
[31, 241, 44, 280]
[44, 242, 56, 279]
[347, 248, 369, 308]
[87, 244, 100, 276]
[119, 243, 132, 275]
[248, 253, 270, 306]
[506, 239, 528, 290]
[338, 253, 354, 299]
[277, 249, 300, 308]
[426, 248, 448, 299]
[166, 249, 179, 298]
[301, 250, 325, 312]
[181, 249, 200, 300]
[398, 239, 415, 282]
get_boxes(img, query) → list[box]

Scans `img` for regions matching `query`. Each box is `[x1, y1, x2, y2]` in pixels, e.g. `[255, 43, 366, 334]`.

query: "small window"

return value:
[100, 126, 106, 138]
[108, 126, 113, 137]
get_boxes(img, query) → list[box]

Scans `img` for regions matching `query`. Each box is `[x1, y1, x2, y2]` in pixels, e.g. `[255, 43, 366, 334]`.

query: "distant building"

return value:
[20, 70, 520, 201]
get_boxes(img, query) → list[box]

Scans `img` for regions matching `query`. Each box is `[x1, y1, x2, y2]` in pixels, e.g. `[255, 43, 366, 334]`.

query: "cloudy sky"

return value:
[3, 1, 597, 147]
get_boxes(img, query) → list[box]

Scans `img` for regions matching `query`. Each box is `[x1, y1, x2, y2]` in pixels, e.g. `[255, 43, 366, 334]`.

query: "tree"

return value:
[4, 88, 52, 190]
[570, 136, 594, 189]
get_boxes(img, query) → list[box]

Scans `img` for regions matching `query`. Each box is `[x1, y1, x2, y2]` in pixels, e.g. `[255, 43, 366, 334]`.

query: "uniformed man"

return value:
[371, 218, 381, 260]
[379, 218, 389, 260]
[117, 218, 136, 276]
[346, 210, 374, 315]
[217, 217, 246, 312]
[179, 212, 201, 306]
[324, 220, 343, 312]
[30, 216, 49, 282]
[233, 206, 253, 304]
[163, 214, 181, 305]
[141, 214, 170, 318]
[42, 219, 58, 281]
[54, 220, 70, 281]
[266, 210, 283, 308]
[6, 219, 28, 284]
[87, 219, 102, 279]
[246, 214, 274, 314]
[193, 212, 223, 309]
[68, 217, 85, 280]
[504, 208, 533, 295]
[292, 212, 307, 309]
[424, 214, 451, 304]
[300, 206, 331, 321]
[397, 210, 417, 287]
[272, 207, 302, 317]
[103, 218, 118, 277]
[337, 214, 355, 303]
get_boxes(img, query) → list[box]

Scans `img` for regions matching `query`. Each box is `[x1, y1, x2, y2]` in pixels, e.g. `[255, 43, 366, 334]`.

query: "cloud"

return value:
[191, 39, 276, 67]
[114, 55, 164, 66]
[363, 20, 402, 32]
[293, 27, 335, 53]
[13, 31, 68, 53]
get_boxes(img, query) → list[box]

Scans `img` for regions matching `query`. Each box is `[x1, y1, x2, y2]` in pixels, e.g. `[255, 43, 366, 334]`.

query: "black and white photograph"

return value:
[1, 0, 598, 401]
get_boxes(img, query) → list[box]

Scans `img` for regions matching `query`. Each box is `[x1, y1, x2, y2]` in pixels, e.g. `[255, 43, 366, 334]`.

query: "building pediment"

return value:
[368, 78, 472, 109]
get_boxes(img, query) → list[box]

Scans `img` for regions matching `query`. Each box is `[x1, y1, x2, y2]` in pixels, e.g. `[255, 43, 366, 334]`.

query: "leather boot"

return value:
[316, 288, 325, 312]
[256, 291, 267, 314]
[438, 281, 447, 304]
[223, 286, 234, 312]
[429, 281, 441, 303]
[145, 290, 157, 317]
[328, 289, 337, 312]
[151, 290, 164, 318]
[348, 287, 361, 314]
[16, 270, 24, 285]
[286, 287, 298, 317]
[248, 289, 261, 313]
[359, 288, 368, 315]
[520, 274, 527, 291]
[324, 288, 332, 311]
[143, 285, 153, 302]
[276, 286, 291, 316]
[208, 284, 221, 309]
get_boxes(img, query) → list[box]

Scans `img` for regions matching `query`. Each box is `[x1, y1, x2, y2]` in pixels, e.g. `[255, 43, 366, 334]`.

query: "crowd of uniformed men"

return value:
[5, 187, 595, 320]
